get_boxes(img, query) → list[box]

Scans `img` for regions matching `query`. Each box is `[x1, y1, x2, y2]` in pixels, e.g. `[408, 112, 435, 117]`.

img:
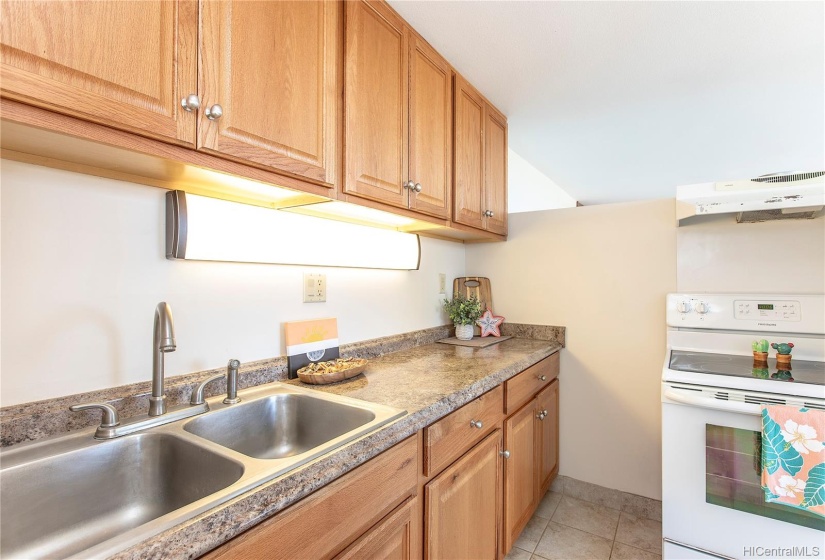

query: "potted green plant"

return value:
[443, 293, 483, 340]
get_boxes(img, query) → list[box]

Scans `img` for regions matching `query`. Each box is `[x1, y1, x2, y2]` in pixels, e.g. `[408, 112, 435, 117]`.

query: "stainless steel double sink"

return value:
[0, 383, 406, 559]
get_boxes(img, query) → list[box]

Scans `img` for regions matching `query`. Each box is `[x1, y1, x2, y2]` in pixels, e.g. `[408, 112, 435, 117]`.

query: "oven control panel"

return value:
[667, 293, 824, 334]
[734, 300, 800, 321]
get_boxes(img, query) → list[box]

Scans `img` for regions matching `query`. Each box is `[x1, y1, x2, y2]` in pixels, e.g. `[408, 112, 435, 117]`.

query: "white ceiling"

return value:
[389, 1, 825, 205]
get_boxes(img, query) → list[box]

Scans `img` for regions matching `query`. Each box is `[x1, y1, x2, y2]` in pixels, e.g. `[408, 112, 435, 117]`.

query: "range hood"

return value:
[676, 171, 824, 224]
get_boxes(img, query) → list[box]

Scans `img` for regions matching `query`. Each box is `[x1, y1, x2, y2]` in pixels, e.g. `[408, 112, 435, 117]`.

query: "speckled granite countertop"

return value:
[108, 336, 560, 560]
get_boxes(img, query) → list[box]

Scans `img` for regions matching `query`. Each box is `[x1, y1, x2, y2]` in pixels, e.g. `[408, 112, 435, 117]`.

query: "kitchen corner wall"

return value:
[0, 160, 465, 407]
[467, 199, 677, 500]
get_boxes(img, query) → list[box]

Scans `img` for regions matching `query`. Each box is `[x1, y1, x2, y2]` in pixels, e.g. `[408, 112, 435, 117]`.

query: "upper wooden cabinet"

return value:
[199, 0, 339, 187]
[407, 35, 452, 219]
[344, 0, 408, 207]
[453, 75, 508, 234]
[0, 0, 198, 145]
[1, 0, 505, 240]
[484, 105, 508, 234]
[344, 0, 451, 220]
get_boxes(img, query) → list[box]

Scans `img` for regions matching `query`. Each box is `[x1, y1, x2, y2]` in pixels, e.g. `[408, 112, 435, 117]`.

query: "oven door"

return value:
[662, 385, 825, 560]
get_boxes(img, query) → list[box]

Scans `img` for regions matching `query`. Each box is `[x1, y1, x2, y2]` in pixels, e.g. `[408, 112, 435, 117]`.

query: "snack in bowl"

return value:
[297, 357, 368, 385]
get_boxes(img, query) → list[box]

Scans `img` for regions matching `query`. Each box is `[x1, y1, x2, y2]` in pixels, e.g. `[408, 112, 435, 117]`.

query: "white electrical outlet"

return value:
[439, 273, 446, 295]
[303, 273, 327, 303]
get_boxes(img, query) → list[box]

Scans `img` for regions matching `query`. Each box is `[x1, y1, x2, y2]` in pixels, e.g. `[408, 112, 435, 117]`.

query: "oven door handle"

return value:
[663, 388, 762, 416]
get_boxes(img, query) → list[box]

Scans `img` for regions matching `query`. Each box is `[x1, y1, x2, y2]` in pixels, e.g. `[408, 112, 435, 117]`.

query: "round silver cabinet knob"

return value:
[470, 420, 483, 429]
[181, 94, 201, 112]
[500, 450, 511, 459]
[413, 183, 423, 193]
[403, 180, 414, 190]
[484, 210, 494, 217]
[538, 375, 547, 381]
[205, 104, 223, 120]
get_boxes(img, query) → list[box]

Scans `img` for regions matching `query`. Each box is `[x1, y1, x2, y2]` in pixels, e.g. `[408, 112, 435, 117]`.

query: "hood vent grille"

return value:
[737, 208, 822, 223]
[752, 171, 825, 183]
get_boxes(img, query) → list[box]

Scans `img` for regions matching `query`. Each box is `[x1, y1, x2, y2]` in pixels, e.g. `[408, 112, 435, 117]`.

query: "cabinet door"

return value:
[199, 0, 338, 186]
[203, 437, 417, 560]
[426, 430, 501, 560]
[504, 400, 537, 553]
[535, 380, 559, 494]
[408, 35, 451, 219]
[344, 0, 409, 207]
[484, 106, 508, 235]
[0, 0, 197, 145]
[336, 498, 419, 560]
[452, 75, 485, 229]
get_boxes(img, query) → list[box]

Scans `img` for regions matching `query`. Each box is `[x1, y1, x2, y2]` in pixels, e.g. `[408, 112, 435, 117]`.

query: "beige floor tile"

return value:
[564, 477, 625, 510]
[535, 490, 563, 518]
[505, 546, 533, 560]
[533, 522, 613, 560]
[513, 514, 551, 553]
[551, 495, 621, 540]
[610, 542, 662, 560]
[615, 512, 662, 554]
[621, 493, 663, 522]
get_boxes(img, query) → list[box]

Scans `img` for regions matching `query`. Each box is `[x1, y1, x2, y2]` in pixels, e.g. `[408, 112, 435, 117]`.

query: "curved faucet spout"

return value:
[150, 302, 176, 416]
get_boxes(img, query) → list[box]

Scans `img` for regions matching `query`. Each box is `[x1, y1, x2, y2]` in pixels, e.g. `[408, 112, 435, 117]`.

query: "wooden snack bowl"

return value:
[297, 359, 368, 385]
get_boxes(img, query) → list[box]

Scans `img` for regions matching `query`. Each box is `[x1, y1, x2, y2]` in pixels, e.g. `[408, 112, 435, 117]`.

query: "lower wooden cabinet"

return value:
[503, 378, 561, 555]
[336, 497, 419, 560]
[536, 380, 560, 495]
[425, 429, 502, 560]
[203, 436, 417, 560]
[503, 401, 537, 552]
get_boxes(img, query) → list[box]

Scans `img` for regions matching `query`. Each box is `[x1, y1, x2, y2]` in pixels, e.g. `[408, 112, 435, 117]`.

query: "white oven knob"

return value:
[676, 300, 692, 313]
[695, 301, 710, 314]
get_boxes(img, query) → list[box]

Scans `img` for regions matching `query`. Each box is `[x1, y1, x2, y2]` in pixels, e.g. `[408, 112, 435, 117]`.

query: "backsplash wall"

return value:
[0, 160, 466, 406]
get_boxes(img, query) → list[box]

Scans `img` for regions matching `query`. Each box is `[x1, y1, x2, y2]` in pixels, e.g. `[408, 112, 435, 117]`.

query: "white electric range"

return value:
[662, 293, 825, 560]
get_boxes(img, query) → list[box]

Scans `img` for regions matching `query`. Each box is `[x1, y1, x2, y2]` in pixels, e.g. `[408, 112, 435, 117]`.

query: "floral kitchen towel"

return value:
[761, 405, 825, 519]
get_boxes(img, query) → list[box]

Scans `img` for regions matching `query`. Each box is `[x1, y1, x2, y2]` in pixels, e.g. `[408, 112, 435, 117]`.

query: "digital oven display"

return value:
[757, 304, 774, 310]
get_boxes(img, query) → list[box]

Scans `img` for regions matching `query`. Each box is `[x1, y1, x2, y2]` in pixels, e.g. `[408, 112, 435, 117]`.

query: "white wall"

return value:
[0, 160, 465, 406]
[468, 200, 677, 499]
[508, 149, 577, 213]
[677, 214, 825, 294]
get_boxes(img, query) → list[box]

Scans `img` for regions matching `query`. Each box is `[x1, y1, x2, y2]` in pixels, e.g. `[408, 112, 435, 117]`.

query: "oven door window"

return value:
[706, 424, 825, 531]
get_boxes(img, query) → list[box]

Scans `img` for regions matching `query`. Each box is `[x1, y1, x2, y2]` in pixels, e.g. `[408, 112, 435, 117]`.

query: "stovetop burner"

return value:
[669, 350, 825, 386]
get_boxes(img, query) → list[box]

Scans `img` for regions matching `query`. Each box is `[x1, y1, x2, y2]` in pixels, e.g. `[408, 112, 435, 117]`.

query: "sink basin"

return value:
[184, 392, 377, 459]
[0, 383, 405, 558]
[0, 433, 244, 559]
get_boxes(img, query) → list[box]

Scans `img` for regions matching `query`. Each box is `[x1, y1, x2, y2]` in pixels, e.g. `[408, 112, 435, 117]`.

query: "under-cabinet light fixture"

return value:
[165, 191, 421, 270]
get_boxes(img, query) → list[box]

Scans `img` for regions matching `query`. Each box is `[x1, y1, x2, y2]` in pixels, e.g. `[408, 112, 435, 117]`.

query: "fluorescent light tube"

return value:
[166, 191, 420, 270]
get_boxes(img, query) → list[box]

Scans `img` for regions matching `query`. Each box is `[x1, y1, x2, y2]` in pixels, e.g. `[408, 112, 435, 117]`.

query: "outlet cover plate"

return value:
[303, 273, 327, 303]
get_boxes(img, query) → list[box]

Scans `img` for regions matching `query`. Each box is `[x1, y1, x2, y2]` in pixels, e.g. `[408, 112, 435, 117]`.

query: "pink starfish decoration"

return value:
[477, 309, 505, 337]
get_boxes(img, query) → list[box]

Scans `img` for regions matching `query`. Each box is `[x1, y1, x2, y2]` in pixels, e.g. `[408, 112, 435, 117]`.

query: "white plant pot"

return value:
[455, 323, 474, 340]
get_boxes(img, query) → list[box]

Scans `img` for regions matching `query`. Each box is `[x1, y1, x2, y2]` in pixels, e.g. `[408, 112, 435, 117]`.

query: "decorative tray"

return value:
[297, 357, 368, 385]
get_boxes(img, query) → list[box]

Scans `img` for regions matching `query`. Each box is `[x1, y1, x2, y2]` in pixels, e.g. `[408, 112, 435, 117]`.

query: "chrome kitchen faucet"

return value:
[69, 302, 222, 438]
[149, 302, 176, 416]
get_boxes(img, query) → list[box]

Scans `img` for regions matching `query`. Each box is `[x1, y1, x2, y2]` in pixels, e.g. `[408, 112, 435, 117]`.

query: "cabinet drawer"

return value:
[203, 436, 418, 560]
[505, 353, 559, 415]
[424, 385, 503, 476]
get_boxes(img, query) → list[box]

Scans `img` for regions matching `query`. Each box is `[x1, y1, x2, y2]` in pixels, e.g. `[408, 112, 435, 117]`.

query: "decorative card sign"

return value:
[285, 318, 339, 379]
